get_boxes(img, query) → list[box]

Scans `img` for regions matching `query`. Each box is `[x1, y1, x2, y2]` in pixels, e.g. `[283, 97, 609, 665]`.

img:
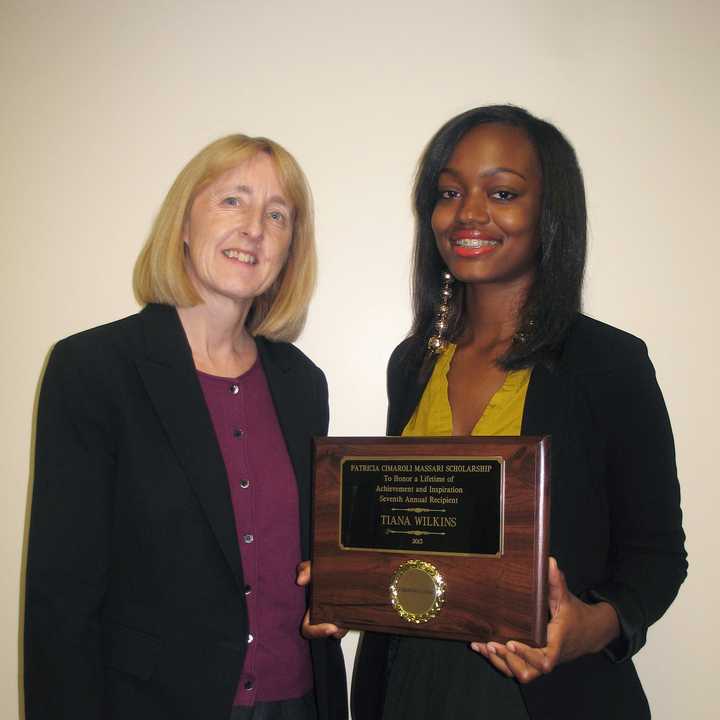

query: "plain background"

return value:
[2, 1, 718, 717]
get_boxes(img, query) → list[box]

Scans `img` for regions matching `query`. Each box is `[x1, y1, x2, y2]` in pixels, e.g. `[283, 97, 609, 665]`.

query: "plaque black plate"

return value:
[340, 456, 503, 556]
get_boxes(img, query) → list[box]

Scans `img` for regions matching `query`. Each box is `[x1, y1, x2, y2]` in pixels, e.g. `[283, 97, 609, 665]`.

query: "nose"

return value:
[241, 205, 264, 241]
[458, 190, 490, 224]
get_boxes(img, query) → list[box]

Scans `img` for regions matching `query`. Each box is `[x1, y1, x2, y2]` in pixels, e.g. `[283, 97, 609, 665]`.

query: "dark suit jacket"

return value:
[24, 303, 347, 720]
[352, 314, 687, 720]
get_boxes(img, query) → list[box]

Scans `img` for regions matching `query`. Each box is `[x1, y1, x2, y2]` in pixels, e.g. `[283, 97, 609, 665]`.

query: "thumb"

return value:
[547, 557, 567, 617]
[296, 560, 312, 587]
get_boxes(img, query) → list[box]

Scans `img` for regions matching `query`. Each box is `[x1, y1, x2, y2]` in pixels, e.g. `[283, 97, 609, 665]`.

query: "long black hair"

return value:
[410, 105, 587, 370]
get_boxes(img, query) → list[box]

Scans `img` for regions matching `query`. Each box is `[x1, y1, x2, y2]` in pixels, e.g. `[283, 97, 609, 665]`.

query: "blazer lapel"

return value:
[521, 362, 573, 561]
[521, 363, 565, 437]
[135, 304, 244, 588]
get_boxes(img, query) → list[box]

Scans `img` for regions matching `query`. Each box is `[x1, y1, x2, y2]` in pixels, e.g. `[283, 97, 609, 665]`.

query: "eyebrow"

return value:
[232, 185, 290, 208]
[440, 167, 527, 181]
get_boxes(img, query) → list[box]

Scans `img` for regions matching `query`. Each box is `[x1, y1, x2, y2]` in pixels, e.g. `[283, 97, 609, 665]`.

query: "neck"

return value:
[459, 276, 531, 350]
[177, 294, 256, 377]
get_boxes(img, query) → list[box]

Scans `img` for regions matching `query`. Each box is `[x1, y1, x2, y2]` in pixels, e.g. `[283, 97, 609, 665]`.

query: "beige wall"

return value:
[2, 0, 718, 717]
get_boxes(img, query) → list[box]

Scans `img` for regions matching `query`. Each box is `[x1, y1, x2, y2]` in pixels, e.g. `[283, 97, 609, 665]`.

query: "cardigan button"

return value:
[243, 533, 254, 544]
[229, 384, 239, 395]
[239, 479, 250, 489]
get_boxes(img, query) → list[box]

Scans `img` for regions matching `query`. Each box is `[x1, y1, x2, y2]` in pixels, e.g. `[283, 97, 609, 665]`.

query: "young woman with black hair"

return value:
[351, 106, 686, 720]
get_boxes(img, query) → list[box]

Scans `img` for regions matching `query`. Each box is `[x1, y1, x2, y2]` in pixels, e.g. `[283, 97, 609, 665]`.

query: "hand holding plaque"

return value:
[310, 436, 550, 646]
[297, 561, 347, 640]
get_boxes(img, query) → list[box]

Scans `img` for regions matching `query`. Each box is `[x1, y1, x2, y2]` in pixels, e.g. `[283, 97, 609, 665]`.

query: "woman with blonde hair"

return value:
[25, 135, 346, 720]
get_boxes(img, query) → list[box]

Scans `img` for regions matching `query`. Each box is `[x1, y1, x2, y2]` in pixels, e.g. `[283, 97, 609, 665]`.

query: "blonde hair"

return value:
[133, 135, 316, 342]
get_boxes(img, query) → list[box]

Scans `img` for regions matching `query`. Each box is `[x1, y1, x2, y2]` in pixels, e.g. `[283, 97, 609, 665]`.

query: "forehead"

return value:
[206, 152, 288, 197]
[446, 123, 540, 178]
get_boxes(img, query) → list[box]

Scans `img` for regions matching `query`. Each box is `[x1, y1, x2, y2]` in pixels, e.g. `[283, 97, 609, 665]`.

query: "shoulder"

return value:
[50, 311, 144, 371]
[559, 314, 651, 376]
[388, 336, 425, 376]
[386, 336, 429, 424]
[387, 336, 423, 398]
[40, 312, 147, 425]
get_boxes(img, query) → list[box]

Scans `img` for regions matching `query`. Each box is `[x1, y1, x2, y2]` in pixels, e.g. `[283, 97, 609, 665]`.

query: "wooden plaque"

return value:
[311, 436, 550, 645]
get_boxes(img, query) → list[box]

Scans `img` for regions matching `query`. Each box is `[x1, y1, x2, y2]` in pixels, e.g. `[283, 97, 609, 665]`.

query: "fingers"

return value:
[472, 640, 552, 683]
[296, 560, 311, 587]
[471, 641, 514, 677]
[300, 609, 347, 641]
[470, 642, 488, 658]
[504, 646, 543, 683]
[471, 642, 527, 680]
[506, 641, 548, 676]
[496, 641, 545, 684]
[486, 642, 543, 683]
[497, 641, 551, 683]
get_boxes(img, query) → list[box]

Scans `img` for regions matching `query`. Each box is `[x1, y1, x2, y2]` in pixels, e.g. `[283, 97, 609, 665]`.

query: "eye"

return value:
[268, 209, 287, 224]
[222, 196, 242, 207]
[491, 190, 518, 201]
[438, 189, 461, 200]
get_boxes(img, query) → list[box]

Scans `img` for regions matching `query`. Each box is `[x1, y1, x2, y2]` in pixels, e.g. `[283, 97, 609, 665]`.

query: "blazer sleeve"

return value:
[315, 366, 329, 436]
[307, 365, 349, 720]
[385, 337, 423, 435]
[578, 342, 687, 660]
[25, 339, 116, 719]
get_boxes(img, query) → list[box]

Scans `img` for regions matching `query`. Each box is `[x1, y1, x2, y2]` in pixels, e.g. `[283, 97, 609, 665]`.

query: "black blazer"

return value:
[25, 303, 347, 720]
[352, 314, 687, 720]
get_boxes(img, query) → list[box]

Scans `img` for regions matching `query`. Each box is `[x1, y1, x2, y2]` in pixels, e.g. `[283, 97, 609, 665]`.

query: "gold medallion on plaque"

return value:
[389, 560, 446, 623]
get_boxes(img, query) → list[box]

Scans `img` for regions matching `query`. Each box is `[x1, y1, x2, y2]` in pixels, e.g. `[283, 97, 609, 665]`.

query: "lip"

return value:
[450, 230, 500, 242]
[448, 231, 502, 258]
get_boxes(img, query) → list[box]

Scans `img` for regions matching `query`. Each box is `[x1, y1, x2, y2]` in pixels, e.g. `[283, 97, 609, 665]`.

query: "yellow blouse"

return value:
[402, 343, 532, 437]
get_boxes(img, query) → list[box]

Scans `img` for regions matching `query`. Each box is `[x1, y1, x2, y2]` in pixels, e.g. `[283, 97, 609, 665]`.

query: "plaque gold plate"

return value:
[389, 560, 445, 623]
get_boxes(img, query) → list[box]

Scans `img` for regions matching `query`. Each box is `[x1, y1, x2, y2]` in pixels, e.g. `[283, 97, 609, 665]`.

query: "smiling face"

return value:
[183, 151, 293, 310]
[432, 123, 542, 289]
